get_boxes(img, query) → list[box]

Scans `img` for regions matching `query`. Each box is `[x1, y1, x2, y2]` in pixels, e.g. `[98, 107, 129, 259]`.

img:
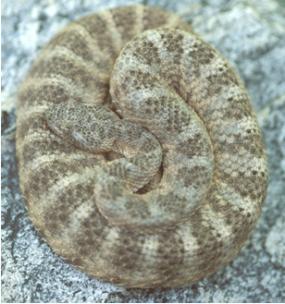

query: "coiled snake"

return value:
[16, 5, 267, 288]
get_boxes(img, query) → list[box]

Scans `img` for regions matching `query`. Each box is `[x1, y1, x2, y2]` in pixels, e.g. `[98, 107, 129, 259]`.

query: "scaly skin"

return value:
[16, 5, 267, 288]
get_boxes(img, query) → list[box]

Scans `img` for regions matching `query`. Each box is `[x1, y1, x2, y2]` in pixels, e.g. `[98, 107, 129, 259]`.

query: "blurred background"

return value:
[2, 0, 285, 302]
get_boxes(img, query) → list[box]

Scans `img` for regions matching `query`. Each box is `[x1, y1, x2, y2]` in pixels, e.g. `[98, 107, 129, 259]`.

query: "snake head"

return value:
[46, 102, 117, 153]
[46, 102, 81, 138]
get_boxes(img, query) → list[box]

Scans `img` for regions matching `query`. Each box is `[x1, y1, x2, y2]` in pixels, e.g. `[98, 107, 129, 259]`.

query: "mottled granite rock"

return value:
[2, 0, 285, 302]
[265, 213, 285, 269]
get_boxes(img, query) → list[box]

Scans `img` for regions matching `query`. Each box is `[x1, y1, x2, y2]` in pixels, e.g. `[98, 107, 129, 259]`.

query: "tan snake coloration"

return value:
[16, 5, 267, 288]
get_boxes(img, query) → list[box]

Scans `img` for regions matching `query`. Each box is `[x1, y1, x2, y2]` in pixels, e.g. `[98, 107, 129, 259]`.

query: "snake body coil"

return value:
[16, 5, 267, 288]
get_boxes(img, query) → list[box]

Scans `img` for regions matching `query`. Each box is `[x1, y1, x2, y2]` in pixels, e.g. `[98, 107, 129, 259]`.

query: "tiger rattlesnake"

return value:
[16, 5, 267, 288]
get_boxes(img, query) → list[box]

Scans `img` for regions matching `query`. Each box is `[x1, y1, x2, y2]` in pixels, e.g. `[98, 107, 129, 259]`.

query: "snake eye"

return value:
[71, 130, 88, 146]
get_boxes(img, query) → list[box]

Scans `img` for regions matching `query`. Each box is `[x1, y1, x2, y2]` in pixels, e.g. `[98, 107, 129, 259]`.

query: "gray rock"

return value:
[266, 214, 285, 268]
[2, 0, 285, 302]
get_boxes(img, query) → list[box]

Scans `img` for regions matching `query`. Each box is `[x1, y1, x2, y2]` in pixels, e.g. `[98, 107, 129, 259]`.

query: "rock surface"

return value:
[2, 0, 285, 302]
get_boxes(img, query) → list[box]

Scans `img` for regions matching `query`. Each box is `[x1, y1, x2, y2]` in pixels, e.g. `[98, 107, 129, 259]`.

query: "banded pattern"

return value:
[16, 5, 267, 288]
